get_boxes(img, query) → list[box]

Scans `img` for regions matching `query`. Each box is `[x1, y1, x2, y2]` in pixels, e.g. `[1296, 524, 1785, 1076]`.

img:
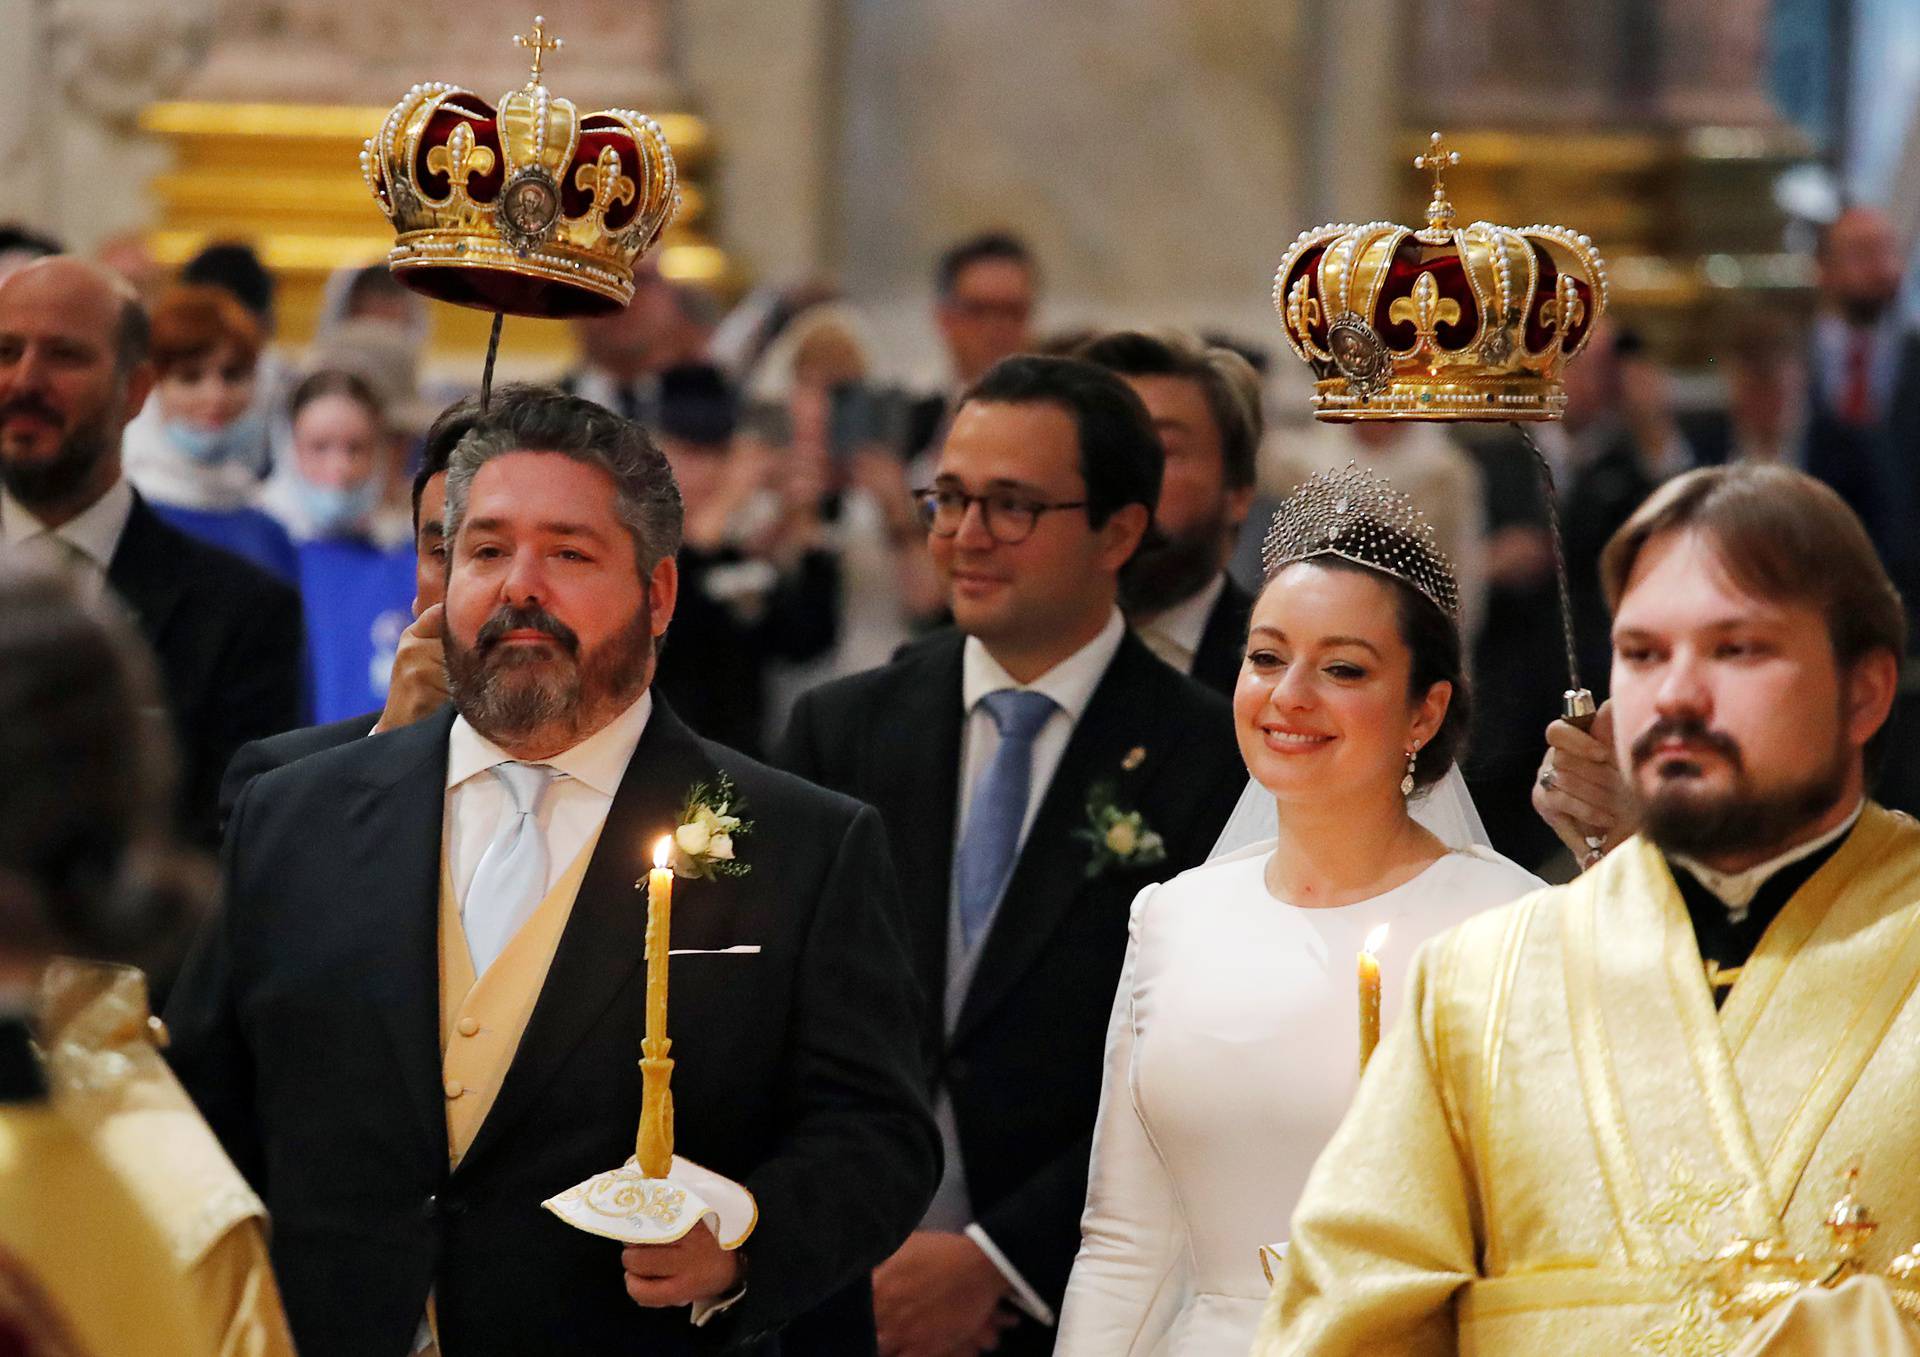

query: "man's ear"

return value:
[1845, 648, 1899, 751]
[1098, 502, 1151, 574]
[1225, 482, 1257, 535]
[119, 361, 156, 428]
[647, 554, 679, 639]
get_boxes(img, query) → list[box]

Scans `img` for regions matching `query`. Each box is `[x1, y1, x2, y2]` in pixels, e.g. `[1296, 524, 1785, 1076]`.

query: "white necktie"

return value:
[462, 762, 558, 976]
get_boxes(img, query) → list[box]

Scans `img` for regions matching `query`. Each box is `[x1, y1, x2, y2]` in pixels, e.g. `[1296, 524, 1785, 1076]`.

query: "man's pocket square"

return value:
[667, 945, 763, 956]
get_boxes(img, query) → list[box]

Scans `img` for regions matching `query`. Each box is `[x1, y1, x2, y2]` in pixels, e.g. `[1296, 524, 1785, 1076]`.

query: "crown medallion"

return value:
[1273, 132, 1608, 422]
[361, 15, 679, 319]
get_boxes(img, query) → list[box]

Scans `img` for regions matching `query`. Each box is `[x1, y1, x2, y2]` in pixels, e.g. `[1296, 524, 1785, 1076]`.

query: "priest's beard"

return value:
[446, 598, 655, 751]
[1122, 513, 1227, 617]
[0, 393, 115, 511]
[1632, 714, 1852, 860]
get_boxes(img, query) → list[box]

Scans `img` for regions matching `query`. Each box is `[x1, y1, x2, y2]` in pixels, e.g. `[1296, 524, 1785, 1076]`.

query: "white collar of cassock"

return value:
[1669, 800, 1864, 923]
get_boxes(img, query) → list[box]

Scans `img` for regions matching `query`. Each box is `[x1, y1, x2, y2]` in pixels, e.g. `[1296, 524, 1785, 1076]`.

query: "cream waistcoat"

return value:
[439, 829, 602, 1166]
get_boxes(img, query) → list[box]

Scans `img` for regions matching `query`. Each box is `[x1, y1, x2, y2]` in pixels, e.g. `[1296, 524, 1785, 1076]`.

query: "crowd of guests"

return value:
[0, 199, 1914, 1357]
[7, 207, 1912, 869]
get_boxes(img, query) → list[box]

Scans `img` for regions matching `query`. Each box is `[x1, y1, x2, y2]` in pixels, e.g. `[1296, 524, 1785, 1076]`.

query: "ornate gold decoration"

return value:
[555, 1171, 690, 1229]
[1633, 1293, 1735, 1357]
[1413, 130, 1462, 235]
[1694, 1166, 1920, 1328]
[512, 15, 564, 85]
[1642, 1153, 1744, 1258]
[361, 14, 679, 317]
[1272, 130, 1609, 422]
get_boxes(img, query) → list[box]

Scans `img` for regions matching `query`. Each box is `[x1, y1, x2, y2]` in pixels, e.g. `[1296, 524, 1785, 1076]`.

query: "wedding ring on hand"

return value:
[1539, 768, 1557, 792]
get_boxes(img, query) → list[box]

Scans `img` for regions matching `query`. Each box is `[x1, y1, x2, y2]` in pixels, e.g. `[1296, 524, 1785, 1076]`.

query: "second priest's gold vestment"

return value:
[1257, 802, 1920, 1356]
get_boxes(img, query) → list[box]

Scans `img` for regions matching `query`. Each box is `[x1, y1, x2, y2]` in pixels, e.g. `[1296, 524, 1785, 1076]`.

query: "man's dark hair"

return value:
[960, 354, 1163, 529]
[935, 231, 1035, 299]
[181, 242, 275, 323]
[112, 293, 150, 376]
[0, 224, 62, 261]
[1074, 329, 1263, 491]
[445, 385, 683, 567]
[412, 395, 483, 528]
[656, 363, 738, 447]
[1601, 463, 1906, 779]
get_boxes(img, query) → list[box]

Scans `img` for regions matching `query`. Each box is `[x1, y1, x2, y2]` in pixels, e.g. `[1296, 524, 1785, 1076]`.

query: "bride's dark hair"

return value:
[1258, 517, 1471, 791]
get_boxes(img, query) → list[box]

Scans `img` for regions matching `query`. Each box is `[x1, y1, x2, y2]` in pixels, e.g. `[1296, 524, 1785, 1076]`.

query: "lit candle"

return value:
[1358, 922, 1388, 1074]
[637, 836, 676, 1178]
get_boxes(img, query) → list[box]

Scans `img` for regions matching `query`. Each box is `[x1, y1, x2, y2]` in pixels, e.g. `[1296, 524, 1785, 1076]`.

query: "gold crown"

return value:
[1272, 132, 1608, 421]
[361, 16, 678, 319]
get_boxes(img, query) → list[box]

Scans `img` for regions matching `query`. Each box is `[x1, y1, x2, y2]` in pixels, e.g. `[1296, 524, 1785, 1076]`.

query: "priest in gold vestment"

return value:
[1256, 464, 1920, 1356]
[0, 573, 215, 1356]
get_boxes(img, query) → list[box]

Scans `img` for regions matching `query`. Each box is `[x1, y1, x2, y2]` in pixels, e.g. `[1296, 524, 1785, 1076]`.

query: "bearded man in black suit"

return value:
[0, 256, 302, 849]
[1075, 329, 1261, 699]
[778, 355, 1242, 1357]
[168, 388, 939, 1356]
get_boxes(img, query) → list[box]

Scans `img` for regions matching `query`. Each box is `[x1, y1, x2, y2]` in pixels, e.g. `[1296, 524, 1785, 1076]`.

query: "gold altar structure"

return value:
[137, 100, 727, 372]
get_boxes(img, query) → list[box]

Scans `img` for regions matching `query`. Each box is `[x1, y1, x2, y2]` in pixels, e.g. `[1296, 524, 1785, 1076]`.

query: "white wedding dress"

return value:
[1052, 838, 1544, 1357]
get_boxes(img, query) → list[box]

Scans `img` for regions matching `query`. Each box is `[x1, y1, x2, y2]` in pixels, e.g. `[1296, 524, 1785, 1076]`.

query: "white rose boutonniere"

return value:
[1076, 778, 1166, 879]
[672, 774, 752, 880]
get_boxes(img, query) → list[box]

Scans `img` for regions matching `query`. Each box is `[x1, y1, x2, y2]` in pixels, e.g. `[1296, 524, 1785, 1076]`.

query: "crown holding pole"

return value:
[1272, 130, 1608, 422]
[361, 14, 679, 318]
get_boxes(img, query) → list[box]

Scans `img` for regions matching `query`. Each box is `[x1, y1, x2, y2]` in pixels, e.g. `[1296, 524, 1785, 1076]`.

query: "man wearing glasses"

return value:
[903, 233, 1040, 467]
[780, 354, 1241, 1357]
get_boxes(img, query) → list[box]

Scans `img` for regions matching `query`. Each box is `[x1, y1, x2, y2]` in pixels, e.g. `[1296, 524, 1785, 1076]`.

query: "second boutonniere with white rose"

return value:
[1075, 759, 1167, 879]
[670, 774, 753, 879]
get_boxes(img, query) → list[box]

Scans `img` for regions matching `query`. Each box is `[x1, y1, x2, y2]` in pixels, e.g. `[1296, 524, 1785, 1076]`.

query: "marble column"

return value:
[819, 0, 1401, 384]
[676, 0, 838, 285]
[0, 0, 215, 249]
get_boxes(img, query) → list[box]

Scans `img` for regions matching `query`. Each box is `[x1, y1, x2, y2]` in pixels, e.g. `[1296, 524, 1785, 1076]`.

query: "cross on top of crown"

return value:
[1414, 131, 1462, 232]
[514, 15, 564, 86]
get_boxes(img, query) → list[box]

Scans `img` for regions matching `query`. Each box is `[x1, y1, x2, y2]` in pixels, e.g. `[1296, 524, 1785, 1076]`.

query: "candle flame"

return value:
[1362, 922, 1390, 956]
[653, 836, 673, 870]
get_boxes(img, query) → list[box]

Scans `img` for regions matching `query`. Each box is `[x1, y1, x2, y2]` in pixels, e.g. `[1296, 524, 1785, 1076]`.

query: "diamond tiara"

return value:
[1260, 462, 1461, 617]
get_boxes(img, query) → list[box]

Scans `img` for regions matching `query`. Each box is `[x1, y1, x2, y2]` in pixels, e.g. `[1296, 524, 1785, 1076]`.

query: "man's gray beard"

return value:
[446, 604, 654, 749]
[1641, 736, 1852, 862]
[0, 412, 114, 511]
[1122, 515, 1227, 617]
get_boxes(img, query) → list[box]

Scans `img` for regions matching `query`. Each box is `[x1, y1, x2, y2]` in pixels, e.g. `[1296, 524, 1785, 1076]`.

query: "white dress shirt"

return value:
[0, 478, 133, 605]
[443, 690, 653, 911]
[426, 689, 736, 1341]
[941, 607, 1127, 1326]
[955, 608, 1127, 850]
[1131, 573, 1226, 675]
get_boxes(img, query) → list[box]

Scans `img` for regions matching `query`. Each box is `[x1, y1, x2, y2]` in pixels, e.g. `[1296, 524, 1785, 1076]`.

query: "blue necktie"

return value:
[953, 689, 1057, 951]
[462, 762, 558, 976]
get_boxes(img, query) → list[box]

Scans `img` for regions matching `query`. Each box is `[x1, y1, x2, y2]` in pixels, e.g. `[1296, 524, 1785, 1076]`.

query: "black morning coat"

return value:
[1186, 574, 1255, 700]
[777, 628, 1242, 1353]
[108, 491, 304, 848]
[167, 698, 941, 1356]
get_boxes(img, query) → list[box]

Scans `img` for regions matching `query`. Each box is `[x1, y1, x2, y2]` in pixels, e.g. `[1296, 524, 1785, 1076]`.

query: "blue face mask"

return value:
[165, 411, 270, 471]
[292, 472, 383, 539]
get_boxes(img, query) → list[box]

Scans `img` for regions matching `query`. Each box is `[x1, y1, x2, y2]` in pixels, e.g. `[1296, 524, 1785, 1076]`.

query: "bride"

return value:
[1051, 464, 1544, 1356]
